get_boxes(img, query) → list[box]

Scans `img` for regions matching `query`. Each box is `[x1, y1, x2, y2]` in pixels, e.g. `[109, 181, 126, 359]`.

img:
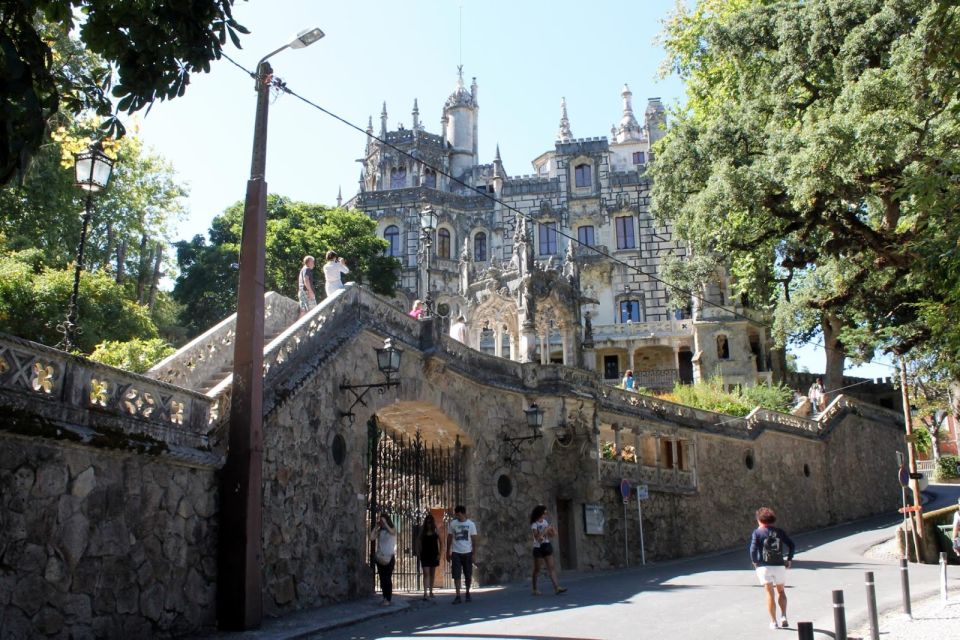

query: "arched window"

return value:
[390, 167, 406, 189]
[437, 228, 451, 259]
[539, 222, 558, 255]
[423, 169, 437, 188]
[474, 232, 487, 262]
[574, 163, 592, 188]
[384, 225, 400, 257]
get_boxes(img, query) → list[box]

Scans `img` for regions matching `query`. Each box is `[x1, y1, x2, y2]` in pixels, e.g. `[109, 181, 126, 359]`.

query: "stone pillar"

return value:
[519, 328, 536, 363]
[561, 331, 571, 366]
[540, 334, 549, 365]
[582, 346, 597, 371]
[671, 438, 679, 483]
[627, 343, 636, 371]
[654, 433, 662, 484]
[494, 329, 503, 358]
[510, 334, 519, 361]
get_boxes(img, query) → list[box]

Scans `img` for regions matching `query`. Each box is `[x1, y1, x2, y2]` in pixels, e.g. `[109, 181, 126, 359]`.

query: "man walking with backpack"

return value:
[750, 506, 796, 630]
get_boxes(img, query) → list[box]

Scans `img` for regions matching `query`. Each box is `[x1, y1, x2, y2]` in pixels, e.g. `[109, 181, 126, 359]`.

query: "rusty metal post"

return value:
[217, 60, 272, 631]
[899, 359, 924, 543]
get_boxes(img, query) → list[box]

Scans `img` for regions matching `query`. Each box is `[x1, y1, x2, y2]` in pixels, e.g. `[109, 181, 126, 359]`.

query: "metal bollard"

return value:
[833, 589, 847, 640]
[899, 558, 912, 618]
[941, 551, 948, 604]
[864, 571, 879, 640]
[797, 621, 814, 640]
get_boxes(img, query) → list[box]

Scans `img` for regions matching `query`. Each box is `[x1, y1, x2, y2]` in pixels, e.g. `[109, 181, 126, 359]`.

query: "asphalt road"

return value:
[316, 485, 960, 640]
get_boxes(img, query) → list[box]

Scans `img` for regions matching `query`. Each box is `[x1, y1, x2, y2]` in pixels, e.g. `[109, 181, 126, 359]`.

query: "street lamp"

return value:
[418, 204, 438, 315]
[338, 337, 404, 422]
[502, 402, 545, 464]
[60, 141, 114, 352]
[219, 26, 324, 632]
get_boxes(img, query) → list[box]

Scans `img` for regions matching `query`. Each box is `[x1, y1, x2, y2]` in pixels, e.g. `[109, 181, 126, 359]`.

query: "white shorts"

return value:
[755, 565, 787, 585]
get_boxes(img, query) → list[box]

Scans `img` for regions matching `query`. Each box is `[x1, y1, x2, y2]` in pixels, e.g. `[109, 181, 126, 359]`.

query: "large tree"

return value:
[652, 0, 960, 393]
[173, 196, 401, 337]
[0, 0, 248, 183]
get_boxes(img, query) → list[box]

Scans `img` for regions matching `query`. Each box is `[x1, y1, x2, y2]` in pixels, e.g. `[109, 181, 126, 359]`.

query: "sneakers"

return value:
[465, 593, 472, 602]
[769, 621, 778, 630]
[452, 596, 462, 605]
[531, 589, 542, 595]
[780, 618, 788, 628]
[555, 587, 567, 595]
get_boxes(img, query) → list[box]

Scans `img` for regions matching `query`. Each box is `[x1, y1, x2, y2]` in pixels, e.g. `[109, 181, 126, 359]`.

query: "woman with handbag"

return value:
[370, 513, 397, 606]
[529, 505, 566, 595]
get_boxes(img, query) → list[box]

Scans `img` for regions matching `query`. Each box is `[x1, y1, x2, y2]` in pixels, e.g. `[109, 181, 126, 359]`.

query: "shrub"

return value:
[89, 338, 174, 373]
[934, 455, 960, 481]
[664, 379, 796, 417]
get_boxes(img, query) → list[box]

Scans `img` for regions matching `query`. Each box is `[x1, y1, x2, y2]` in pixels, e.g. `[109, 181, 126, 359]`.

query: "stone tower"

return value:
[442, 67, 479, 188]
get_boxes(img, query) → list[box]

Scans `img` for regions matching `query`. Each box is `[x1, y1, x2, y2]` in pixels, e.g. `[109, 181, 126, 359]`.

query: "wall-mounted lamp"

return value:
[339, 337, 403, 422]
[502, 402, 544, 463]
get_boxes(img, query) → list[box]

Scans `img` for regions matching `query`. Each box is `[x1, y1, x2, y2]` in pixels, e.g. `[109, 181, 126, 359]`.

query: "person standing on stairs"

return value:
[323, 250, 350, 298]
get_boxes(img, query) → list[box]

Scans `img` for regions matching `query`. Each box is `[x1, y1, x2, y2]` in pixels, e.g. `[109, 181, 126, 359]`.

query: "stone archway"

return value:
[367, 402, 473, 593]
[470, 290, 519, 359]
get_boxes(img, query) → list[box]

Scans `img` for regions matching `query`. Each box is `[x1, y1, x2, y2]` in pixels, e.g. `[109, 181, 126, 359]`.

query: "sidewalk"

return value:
[850, 594, 960, 640]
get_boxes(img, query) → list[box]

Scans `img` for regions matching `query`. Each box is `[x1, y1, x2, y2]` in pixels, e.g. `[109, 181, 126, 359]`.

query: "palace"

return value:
[348, 69, 773, 390]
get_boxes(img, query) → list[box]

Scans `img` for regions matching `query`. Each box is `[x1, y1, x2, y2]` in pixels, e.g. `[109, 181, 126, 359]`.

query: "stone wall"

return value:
[0, 436, 218, 639]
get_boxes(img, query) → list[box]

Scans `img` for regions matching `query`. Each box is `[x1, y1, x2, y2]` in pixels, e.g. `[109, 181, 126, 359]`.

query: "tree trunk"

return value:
[769, 346, 786, 384]
[136, 234, 149, 303]
[115, 238, 127, 283]
[148, 242, 163, 312]
[104, 222, 114, 275]
[821, 311, 846, 404]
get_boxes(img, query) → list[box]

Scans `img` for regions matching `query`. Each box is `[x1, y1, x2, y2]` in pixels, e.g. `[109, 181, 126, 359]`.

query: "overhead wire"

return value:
[218, 52, 898, 379]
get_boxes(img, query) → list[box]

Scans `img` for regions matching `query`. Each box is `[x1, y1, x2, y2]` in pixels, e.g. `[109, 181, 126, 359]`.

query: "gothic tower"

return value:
[442, 67, 479, 188]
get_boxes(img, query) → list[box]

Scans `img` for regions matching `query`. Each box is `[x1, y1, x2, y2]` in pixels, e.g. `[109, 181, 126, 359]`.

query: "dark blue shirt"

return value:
[750, 526, 795, 566]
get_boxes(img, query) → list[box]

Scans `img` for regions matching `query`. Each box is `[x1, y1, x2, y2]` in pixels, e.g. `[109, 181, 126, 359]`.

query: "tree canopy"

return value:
[652, 0, 960, 389]
[173, 196, 400, 336]
[0, 0, 248, 183]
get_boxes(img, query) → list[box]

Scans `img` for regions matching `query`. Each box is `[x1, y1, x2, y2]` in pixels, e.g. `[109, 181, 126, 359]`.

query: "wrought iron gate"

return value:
[367, 417, 465, 593]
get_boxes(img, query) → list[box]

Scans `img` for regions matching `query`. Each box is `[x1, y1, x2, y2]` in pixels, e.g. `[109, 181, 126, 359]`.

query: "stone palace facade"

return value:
[347, 70, 773, 391]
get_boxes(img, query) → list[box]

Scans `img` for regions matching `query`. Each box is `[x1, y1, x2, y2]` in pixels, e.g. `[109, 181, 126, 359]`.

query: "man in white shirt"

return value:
[449, 315, 468, 344]
[446, 504, 478, 604]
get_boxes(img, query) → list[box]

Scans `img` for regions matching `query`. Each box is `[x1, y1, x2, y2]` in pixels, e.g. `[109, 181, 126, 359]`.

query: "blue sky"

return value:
[131, 0, 894, 380]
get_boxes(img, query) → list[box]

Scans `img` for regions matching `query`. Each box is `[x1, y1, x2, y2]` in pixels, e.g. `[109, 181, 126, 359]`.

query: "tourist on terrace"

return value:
[409, 299, 426, 319]
[622, 369, 635, 391]
[808, 378, 825, 414]
[450, 315, 468, 344]
[323, 250, 350, 298]
[297, 255, 316, 318]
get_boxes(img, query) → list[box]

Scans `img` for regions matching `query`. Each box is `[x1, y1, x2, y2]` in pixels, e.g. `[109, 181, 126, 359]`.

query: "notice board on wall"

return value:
[583, 503, 605, 535]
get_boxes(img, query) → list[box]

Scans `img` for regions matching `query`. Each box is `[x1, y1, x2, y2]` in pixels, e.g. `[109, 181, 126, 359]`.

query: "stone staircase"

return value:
[193, 327, 284, 395]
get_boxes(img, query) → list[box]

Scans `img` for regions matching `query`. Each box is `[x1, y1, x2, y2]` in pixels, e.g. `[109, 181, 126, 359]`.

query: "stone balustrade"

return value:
[146, 291, 298, 392]
[590, 319, 692, 342]
[0, 333, 216, 464]
[598, 459, 695, 494]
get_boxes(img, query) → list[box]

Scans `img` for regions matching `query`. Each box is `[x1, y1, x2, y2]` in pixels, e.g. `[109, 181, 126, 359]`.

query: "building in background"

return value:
[348, 69, 773, 390]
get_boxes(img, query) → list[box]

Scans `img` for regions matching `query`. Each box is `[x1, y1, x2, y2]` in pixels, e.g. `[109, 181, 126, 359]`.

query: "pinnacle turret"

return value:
[558, 97, 573, 142]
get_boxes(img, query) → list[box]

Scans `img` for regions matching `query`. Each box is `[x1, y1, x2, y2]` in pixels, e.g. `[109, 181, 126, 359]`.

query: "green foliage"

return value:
[934, 455, 960, 481]
[0, 253, 156, 353]
[173, 196, 400, 337]
[89, 338, 174, 373]
[663, 379, 794, 417]
[0, 1, 248, 183]
[653, 0, 960, 382]
[910, 426, 933, 456]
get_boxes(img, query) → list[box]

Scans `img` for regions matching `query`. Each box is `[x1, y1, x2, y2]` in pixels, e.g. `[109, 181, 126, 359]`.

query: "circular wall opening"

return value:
[745, 452, 755, 470]
[803, 463, 811, 477]
[496, 474, 513, 498]
[331, 433, 346, 466]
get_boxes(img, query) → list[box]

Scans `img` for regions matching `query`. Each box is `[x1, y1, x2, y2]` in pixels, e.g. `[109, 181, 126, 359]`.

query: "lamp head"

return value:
[524, 402, 544, 430]
[289, 27, 324, 49]
[419, 204, 438, 232]
[74, 141, 114, 192]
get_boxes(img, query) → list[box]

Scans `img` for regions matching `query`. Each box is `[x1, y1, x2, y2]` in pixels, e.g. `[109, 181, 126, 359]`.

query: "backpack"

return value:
[762, 530, 783, 564]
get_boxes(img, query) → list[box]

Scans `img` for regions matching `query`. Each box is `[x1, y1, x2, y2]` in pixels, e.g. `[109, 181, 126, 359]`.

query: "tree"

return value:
[0, 1, 248, 183]
[173, 196, 400, 337]
[652, 0, 960, 393]
[0, 251, 157, 353]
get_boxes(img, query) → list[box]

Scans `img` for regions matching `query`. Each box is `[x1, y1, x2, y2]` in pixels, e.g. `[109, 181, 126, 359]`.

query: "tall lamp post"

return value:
[418, 204, 438, 315]
[219, 27, 324, 631]
[61, 141, 114, 352]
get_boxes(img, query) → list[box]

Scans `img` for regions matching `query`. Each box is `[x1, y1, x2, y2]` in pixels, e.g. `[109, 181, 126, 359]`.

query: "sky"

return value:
[130, 0, 894, 381]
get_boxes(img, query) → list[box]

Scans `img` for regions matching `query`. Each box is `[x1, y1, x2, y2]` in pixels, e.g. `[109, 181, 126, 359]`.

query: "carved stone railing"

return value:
[147, 291, 298, 392]
[0, 334, 216, 465]
[746, 407, 820, 435]
[597, 459, 694, 494]
[591, 319, 693, 342]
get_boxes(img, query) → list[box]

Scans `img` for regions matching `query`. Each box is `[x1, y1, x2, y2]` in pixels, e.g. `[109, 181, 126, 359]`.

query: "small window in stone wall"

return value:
[497, 474, 513, 498]
[803, 463, 811, 477]
[331, 433, 346, 466]
[745, 450, 755, 470]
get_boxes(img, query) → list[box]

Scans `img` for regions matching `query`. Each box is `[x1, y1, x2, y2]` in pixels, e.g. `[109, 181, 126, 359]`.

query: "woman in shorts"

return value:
[529, 505, 567, 595]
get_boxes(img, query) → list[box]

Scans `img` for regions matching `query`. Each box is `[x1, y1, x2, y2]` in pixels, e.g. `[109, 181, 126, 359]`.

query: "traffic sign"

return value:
[620, 479, 631, 501]
[636, 484, 649, 501]
[898, 465, 909, 487]
[898, 505, 922, 514]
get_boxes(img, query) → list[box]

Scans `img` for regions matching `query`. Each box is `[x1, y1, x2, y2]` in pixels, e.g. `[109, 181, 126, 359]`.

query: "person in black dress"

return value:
[418, 513, 441, 600]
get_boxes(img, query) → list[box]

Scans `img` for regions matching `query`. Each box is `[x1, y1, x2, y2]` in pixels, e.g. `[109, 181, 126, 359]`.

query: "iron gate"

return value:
[367, 417, 466, 593]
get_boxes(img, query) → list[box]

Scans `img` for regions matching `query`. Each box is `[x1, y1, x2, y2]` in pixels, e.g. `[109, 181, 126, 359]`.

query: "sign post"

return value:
[636, 484, 648, 565]
[620, 479, 631, 565]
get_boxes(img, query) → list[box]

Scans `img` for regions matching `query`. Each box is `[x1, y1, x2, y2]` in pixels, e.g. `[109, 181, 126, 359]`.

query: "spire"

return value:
[470, 76, 478, 102]
[617, 83, 642, 142]
[557, 97, 573, 142]
[412, 98, 420, 130]
[493, 144, 505, 175]
[380, 102, 388, 136]
[365, 115, 374, 152]
[336, 186, 342, 208]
